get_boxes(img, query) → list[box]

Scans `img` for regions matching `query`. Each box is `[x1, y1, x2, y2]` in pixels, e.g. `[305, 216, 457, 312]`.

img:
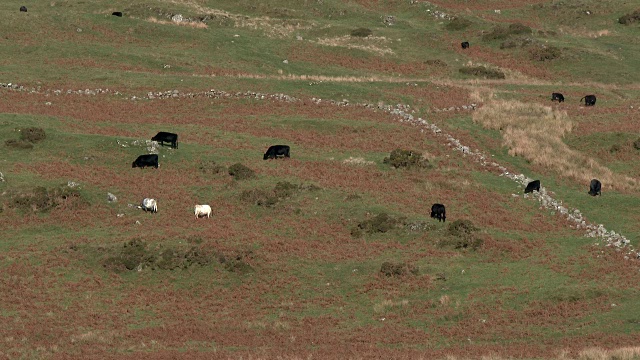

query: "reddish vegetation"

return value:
[1, 85, 638, 359]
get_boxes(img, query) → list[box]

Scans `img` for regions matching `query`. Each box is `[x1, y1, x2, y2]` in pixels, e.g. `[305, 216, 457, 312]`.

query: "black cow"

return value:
[580, 95, 596, 106]
[524, 180, 541, 194]
[551, 92, 565, 102]
[263, 145, 290, 160]
[430, 203, 446, 222]
[151, 132, 178, 149]
[20, 6, 27, 12]
[461, 41, 469, 49]
[588, 179, 602, 196]
[132, 154, 159, 169]
[112, 11, 123, 17]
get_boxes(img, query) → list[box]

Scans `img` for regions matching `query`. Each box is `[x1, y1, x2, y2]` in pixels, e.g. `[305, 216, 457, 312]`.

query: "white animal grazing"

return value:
[141, 198, 157, 213]
[194, 204, 212, 219]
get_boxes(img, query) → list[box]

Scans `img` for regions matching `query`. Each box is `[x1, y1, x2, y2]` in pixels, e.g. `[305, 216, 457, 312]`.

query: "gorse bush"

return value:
[240, 182, 320, 207]
[351, 213, 404, 238]
[351, 27, 372, 37]
[529, 45, 562, 61]
[20, 127, 46, 143]
[459, 66, 505, 79]
[5, 139, 34, 149]
[102, 239, 213, 273]
[228, 163, 255, 180]
[383, 149, 431, 169]
[199, 160, 226, 175]
[619, 9, 640, 25]
[438, 219, 483, 250]
[10, 185, 86, 213]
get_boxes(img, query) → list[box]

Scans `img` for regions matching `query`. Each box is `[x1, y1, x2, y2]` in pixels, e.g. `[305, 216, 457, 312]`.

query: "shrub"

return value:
[383, 149, 431, 169]
[529, 45, 561, 61]
[459, 66, 505, 79]
[10, 185, 86, 213]
[380, 262, 419, 277]
[633, 138, 640, 150]
[619, 10, 640, 25]
[20, 127, 46, 143]
[228, 163, 255, 180]
[445, 17, 472, 31]
[482, 23, 531, 41]
[351, 27, 372, 37]
[102, 240, 213, 273]
[5, 139, 34, 149]
[352, 213, 404, 237]
[439, 219, 483, 250]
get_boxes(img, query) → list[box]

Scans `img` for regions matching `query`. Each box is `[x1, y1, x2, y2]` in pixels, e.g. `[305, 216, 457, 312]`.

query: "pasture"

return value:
[1, 0, 640, 358]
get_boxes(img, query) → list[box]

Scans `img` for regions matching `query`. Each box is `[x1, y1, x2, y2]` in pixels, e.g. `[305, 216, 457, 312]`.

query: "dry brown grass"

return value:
[145, 16, 208, 28]
[576, 346, 640, 360]
[473, 99, 639, 190]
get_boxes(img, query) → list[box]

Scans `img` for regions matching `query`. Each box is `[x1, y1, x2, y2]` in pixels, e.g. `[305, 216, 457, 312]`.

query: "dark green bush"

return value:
[445, 17, 472, 31]
[228, 163, 255, 180]
[633, 138, 640, 150]
[529, 45, 562, 61]
[102, 239, 213, 273]
[5, 139, 33, 149]
[351, 27, 372, 37]
[619, 10, 640, 25]
[439, 220, 483, 250]
[20, 127, 46, 143]
[459, 66, 505, 79]
[351, 213, 404, 237]
[383, 149, 431, 169]
[10, 185, 86, 213]
[610, 144, 621, 153]
[380, 261, 419, 277]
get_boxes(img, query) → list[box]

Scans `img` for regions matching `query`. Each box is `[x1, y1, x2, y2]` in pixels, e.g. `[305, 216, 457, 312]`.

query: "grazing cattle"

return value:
[20, 6, 27, 12]
[430, 203, 446, 222]
[194, 204, 212, 219]
[112, 11, 123, 17]
[141, 198, 157, 213]
[151, 132, 178, 149]
[132, 154, 159, 169]
[524, 180, 541, 194]
[461, 41, 470, 49]
[551, 92, 565, 102]
[580, 95, 596, 106]
[263, 145, 290, 160]
[588, 179, 602, 196]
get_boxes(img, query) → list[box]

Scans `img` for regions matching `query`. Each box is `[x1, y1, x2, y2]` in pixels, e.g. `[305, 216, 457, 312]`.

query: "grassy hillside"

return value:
[1, 0, 640, 358]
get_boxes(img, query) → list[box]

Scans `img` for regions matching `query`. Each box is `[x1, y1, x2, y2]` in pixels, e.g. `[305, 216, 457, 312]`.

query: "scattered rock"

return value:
[107, 193, 118, 202]
[67, 181, 80, 188]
